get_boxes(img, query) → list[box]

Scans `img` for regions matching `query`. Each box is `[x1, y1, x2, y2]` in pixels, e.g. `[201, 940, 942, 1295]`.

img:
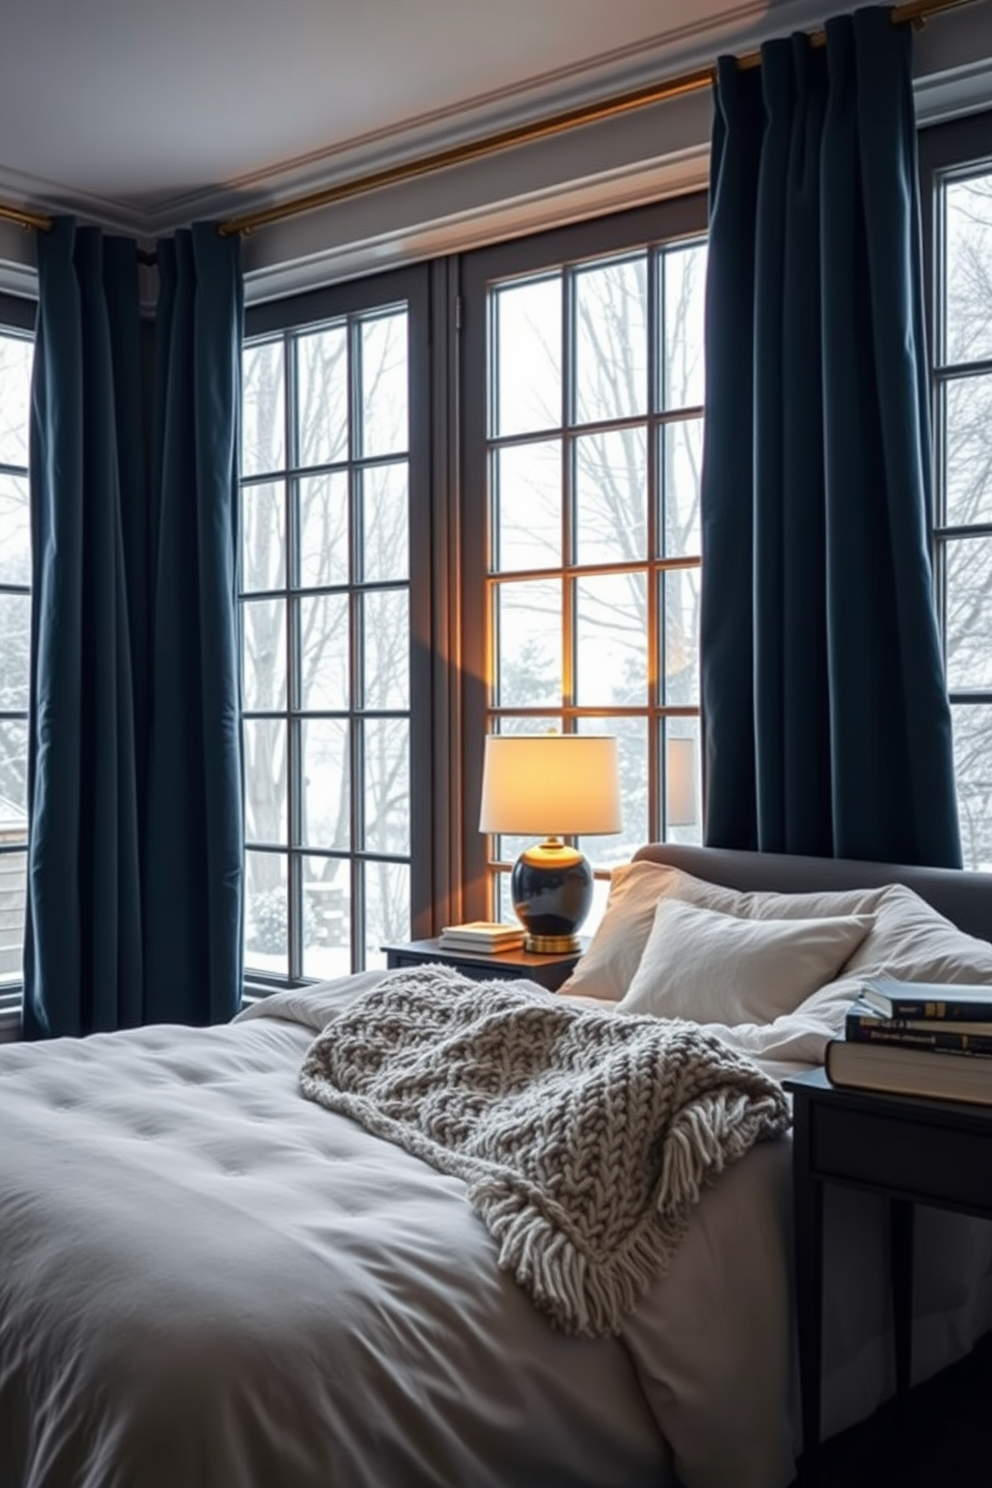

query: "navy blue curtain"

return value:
[700, 5, 961, 867]
[25, 219, 244, 1038]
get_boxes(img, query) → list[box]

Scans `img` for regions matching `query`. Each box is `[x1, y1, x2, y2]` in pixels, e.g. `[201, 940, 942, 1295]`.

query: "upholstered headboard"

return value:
[632, 844, 992, 947]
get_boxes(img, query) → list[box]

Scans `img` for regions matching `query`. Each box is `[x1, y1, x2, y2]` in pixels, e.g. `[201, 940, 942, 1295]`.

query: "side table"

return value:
[381, 938, 582, 992]
[783, 1066, 992, 1484]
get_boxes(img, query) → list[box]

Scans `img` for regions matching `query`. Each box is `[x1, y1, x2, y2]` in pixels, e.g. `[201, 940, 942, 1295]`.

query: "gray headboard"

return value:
[632, 844, 992, 947]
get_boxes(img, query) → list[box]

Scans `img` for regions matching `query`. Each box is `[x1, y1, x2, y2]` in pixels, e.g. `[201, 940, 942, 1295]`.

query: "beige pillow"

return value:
[616, 897, 875, 1025]
[559, 859, 882, 1002]
[796, 882, 992, 1035]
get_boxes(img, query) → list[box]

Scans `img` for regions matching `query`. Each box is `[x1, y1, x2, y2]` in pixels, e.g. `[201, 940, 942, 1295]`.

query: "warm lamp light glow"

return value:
[479, 733, 621, 954]
[478, 734, 621, 837]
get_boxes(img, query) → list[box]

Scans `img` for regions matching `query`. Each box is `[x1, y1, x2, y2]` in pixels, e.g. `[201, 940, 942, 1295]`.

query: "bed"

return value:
[1, 843, 991, 1488]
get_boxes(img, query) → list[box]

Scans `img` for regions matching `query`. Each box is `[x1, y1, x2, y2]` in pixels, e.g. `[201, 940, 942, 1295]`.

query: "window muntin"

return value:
[931, 153, 992, 870]
[475, 230, 707, 923]
[240, 303, 413, 982]
[0, 327, 32, 988]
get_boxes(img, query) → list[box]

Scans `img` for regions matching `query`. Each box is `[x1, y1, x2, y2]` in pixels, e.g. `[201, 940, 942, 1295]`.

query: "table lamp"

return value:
[478, 733, 621, 953]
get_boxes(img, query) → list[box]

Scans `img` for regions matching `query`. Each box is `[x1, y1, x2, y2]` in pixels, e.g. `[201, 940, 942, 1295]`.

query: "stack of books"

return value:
[825, 974, 992, 1106]
[437, 921, 526, 954]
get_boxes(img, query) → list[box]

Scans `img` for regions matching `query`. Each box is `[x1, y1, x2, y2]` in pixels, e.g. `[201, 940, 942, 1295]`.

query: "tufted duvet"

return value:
[1, 969, 991, 1488]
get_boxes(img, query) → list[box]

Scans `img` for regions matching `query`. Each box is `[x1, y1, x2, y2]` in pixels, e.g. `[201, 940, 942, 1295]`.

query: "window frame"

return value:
[458, 194, 709, 919]
[242, 264, 442, 984]
[0, 292, 35, 1023]
[919, 108, 992, 868]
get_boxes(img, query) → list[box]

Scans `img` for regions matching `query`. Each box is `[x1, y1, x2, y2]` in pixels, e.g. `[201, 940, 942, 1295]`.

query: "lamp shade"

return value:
[479, 734, 621, 837]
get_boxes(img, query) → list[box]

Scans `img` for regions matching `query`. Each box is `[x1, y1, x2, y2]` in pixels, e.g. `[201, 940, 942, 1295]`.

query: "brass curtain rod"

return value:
[0, 0, 976, 241]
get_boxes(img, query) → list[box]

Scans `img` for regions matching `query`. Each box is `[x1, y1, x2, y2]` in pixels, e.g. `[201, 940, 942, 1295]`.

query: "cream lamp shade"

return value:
[478, 733, 621, 837]
[479, 734, 621, 954]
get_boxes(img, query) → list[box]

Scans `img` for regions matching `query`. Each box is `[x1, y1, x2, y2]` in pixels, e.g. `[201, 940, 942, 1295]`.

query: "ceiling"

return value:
[0, 0, 804, 237]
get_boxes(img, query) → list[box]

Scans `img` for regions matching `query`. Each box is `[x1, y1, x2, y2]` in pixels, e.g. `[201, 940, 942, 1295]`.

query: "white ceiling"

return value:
[0, 0, 800, 235]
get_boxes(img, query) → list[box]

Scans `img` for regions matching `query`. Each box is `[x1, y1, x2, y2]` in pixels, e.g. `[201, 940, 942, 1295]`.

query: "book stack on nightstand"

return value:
[825, 974, 992, 1106]
[437, 921, 525, 953]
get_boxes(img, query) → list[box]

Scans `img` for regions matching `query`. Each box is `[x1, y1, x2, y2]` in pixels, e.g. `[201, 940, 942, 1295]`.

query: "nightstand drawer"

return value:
[810, 1102, 992, 1215]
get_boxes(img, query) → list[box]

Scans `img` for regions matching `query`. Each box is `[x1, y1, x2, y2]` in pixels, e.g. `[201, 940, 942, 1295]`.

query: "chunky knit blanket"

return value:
[300, 966, 791, 1337]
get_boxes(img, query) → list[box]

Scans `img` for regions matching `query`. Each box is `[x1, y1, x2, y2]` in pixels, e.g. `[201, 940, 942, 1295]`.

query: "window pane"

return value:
[494, 276, 561, 437]
[244, 719, 287, 844]
[360, 312, 407, 458]
[0, 595, 30, 710]
[242, 598, 287, 710]
[494, 580, 561, 708]
[302, 855, 351, 980]
[296, 324, 348, 468]
[361, 463, 408, 584]
[0, 335, 32, 469]
[301, 719, 349, 850]
[942, 373, 992, 528]
[0, 475, 30, 586]
[245, 851, 288, 977]
[661, 566, 701, 706]
[241, 481, 284, 593]
[575, 255, 647, 424]
[946, 535, 992, 690]
[574, 427, 646, 565]
[0, 850, 25, 983]
[242, 339, 285, 477]
[362, 590, 409, 711]
[951, 704, 992, 872]
[944, 173, 992, 367]
[364, 717, 409, 854]
[662, 720, 702, 845]
[661, 418, 703, 559]
[0, 721, 27, 830]
[662, 243, 707, 411]
[578, 714, 646, 867]
[494, 441, 560, 572]
[299, 595, 349, 710]
[575, 573, 647, 706]
[298, 472, 349, 588]
[364, 859, 410, 967]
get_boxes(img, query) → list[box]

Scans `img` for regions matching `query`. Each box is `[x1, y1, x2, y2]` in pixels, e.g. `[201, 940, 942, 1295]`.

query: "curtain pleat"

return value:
[25, 218, 243, 1038]
[701, 5, 961, 867]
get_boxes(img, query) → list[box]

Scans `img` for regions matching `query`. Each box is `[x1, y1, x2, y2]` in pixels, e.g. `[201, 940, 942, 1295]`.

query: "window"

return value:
[921, 112, 992, 870]
[240, 270, 433, 983]
[0, 310, 33, 1009]
[460, 199, 709, 924]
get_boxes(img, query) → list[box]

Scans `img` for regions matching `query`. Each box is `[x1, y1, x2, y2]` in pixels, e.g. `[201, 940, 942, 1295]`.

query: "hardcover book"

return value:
[859, 975, 992, 1023]
[825, 1037, 992, 1106]
[845, 998, 992, 1058]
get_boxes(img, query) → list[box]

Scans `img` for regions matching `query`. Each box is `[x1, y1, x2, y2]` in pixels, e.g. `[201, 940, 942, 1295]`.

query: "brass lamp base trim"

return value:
[524, 932, 582, 955]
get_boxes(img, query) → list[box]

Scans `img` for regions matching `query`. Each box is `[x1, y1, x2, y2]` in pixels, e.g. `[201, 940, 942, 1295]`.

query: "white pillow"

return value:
[559, 859, 882, 1002]
[616, 897, 875, 1025]
[795, 882, 992, 1036]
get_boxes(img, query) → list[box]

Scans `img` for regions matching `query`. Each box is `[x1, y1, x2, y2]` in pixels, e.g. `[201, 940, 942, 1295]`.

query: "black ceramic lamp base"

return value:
[510, 838, 593, 953]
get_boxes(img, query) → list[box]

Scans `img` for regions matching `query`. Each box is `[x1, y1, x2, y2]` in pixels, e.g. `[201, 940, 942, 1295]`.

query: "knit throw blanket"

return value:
[300, 966, 791, 1337]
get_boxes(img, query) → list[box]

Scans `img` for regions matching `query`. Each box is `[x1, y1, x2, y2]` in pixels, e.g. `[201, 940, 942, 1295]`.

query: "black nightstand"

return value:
[380, 938, 582, 992]
[783, 1067, 992, 1484]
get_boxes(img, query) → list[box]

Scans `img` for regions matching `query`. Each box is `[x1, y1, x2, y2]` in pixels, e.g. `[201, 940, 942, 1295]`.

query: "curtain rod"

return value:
[0, 0, 976, 242]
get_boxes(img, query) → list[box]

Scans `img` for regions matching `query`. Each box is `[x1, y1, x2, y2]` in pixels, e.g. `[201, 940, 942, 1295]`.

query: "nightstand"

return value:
[783, 1067, 992, 1485]
[380, 938, 582, 992]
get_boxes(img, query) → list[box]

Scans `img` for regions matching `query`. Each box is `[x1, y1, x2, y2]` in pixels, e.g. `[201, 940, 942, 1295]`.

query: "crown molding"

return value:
[0, 0, 816, 237]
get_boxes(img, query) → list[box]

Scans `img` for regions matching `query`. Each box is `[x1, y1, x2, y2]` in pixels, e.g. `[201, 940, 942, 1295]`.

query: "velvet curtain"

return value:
[700, 5, 961, 867]
[25, 219, 244, 1038]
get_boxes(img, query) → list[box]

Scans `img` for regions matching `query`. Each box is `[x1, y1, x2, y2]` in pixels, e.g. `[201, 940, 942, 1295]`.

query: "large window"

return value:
[922, 113, 992, 870]
[0, 316, 32, 1003]
[240, 271, 432, 983]
[461, 199, 708, 923]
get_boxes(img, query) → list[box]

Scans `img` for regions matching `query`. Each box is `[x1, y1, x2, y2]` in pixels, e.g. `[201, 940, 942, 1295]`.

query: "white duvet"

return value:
[1, 969, 991, 1488]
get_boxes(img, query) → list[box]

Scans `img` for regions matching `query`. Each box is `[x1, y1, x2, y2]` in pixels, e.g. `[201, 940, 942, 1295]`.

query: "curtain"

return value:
[25, 219, 244, 1038]
[700, 5, 961, 868]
